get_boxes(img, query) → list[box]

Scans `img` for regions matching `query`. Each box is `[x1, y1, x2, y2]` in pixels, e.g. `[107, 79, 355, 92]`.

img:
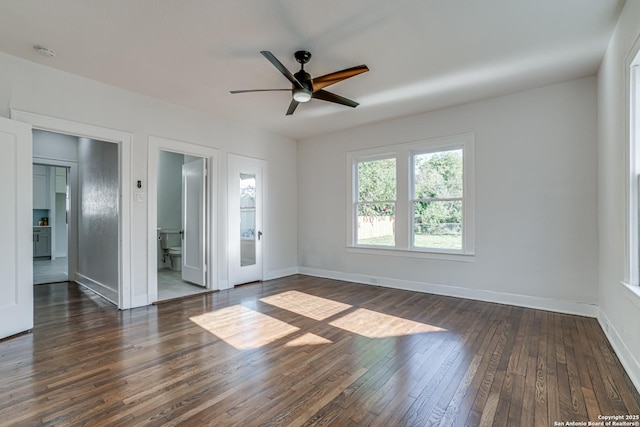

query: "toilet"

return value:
[159, 229, 182, 271]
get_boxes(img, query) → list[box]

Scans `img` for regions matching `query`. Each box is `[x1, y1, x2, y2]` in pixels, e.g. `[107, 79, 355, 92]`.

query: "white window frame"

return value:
[347, 133, 475, 261]
[624, 42, 640, 304]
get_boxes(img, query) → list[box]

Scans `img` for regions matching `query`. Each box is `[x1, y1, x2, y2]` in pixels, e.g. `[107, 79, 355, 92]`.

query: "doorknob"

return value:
[258, 231, 263, 240]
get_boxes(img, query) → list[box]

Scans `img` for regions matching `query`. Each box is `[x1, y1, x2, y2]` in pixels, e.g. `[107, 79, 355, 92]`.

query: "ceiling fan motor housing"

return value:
[294, 70, 312, 88]
[293, 69, 313, 102]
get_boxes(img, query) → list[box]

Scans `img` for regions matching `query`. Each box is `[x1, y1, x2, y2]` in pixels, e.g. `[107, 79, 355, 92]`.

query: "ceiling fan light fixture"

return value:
[293, 88, 312, 103]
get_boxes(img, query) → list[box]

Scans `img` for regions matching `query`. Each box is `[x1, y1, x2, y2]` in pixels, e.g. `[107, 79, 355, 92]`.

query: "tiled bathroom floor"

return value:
[157, 269, 210, 301]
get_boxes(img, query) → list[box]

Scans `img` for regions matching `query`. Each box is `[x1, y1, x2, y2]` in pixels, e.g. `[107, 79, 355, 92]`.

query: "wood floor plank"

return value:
[465, 319, 509, 423]
[534, 311, 549, 427]
[0, 277, 638, 426]
[521, 356, 538, 427]
[546, 313, 561, 424]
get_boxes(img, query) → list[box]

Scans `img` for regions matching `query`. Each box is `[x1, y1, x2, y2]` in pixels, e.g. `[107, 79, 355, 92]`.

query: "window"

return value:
[349, 133, 474, 257]
[412, 149, 463, 251]
[356, 157, 396, 246]
[627, 50, 640, 287]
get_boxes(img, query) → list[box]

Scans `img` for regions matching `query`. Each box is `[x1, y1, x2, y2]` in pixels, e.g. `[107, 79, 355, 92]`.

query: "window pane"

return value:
[358, 158, 396, 202]
[240, 173, 256, 267]
[413, 200, 462, 250]
[414, 149, 462, 199]
[357, 203, 395, 246]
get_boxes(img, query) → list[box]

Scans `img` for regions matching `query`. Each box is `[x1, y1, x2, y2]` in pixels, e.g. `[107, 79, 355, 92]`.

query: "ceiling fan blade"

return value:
[312, 90, 359, 108]
[286, 99, 300, 116]
[230, 89, 290, 94]
[312, 65, 369, 91]
[260, 51, 304, 89]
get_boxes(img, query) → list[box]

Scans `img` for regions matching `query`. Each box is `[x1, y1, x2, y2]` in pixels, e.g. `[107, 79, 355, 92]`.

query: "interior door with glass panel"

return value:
[228, 155, 264, 286]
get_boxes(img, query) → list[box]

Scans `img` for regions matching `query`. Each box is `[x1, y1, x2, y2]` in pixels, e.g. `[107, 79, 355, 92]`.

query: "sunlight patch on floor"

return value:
[284, 333, 333, 347]
[190, 305, 299, 350]
[329, 308, 447, 338]
[260, 290, 352, 320]
[190, 293, 446, 350]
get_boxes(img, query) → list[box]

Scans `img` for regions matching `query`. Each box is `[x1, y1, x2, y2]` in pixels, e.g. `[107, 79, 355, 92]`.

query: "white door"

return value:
[228, 155, 265, 286]
[0, 117, 33, 339]
[181, 158, 207, 287]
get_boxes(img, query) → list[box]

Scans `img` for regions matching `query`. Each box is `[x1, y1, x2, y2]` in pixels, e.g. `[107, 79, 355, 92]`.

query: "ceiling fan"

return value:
[230, 50, 369, 116]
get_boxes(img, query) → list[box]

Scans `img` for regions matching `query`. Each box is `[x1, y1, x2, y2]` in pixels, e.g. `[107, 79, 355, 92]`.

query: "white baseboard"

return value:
[76, 273, 117, 305]
[598, 309, 640, 394]
[264, 267, 299, 281]
[297, 267, 599, 318]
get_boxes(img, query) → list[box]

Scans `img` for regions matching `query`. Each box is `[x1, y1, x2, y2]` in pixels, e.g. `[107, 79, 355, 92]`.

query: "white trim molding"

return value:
[624, 38, 640, 287]
[298, 267, 599, 318]
[264, 267, 299, 281]
[598, 308, 640, 394]
[76, 273, 117, 305]
[11, 109, 133, 310]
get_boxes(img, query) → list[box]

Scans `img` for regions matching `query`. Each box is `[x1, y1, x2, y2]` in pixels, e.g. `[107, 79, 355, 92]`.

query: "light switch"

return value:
[134, 192, 145, 203]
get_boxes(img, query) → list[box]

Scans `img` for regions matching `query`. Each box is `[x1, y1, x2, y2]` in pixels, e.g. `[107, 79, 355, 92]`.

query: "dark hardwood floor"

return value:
[1, 275, 638, 426]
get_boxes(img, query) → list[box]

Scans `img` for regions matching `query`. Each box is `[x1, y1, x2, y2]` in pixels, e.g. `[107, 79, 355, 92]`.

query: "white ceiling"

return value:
[0, 1, 624, 141]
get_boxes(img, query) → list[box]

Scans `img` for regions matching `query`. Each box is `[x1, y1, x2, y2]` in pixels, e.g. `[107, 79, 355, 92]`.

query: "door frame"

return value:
[228, 154, 267, 287]
[12, 110, 133, 309]
[147, 135, 219, 303]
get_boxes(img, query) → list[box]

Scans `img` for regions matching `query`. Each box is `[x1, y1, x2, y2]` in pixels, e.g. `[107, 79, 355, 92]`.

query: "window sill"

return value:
[621, 281, 640, 310]
[346, 246, 475, 262]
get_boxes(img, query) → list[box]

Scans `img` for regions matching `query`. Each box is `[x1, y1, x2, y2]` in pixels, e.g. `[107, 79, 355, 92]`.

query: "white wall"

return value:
[54, 192, 67, 257]
[77, 138, 119, 302]
[0, 51, 298, 306]
[298, 76, 599, 315]
[157, 150, 183, 231]
[597, 0, 640, 391]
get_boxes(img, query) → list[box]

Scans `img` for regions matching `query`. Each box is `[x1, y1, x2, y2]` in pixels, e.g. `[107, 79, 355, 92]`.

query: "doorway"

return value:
[228, 154, 266, 286]
[32, 163, 70, 285]
[30, 131, 120, 305]
[156, 150, 209, 300]
[13, 110, 133, 309]
[147, 136, 219, 303]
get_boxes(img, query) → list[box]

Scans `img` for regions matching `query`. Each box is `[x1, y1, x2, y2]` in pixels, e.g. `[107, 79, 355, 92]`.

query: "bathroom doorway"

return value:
[147, 135, 218, 304]
[155, 149, 210, 301]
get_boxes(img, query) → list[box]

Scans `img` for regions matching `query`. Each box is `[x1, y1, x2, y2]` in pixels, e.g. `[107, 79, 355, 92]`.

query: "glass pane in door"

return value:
[240, 173, 256, 267]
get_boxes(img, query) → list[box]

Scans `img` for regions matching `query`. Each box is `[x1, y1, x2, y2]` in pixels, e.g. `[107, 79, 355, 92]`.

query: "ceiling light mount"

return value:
[294, 50, 312, 65]
[34, 45, 56, 58]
